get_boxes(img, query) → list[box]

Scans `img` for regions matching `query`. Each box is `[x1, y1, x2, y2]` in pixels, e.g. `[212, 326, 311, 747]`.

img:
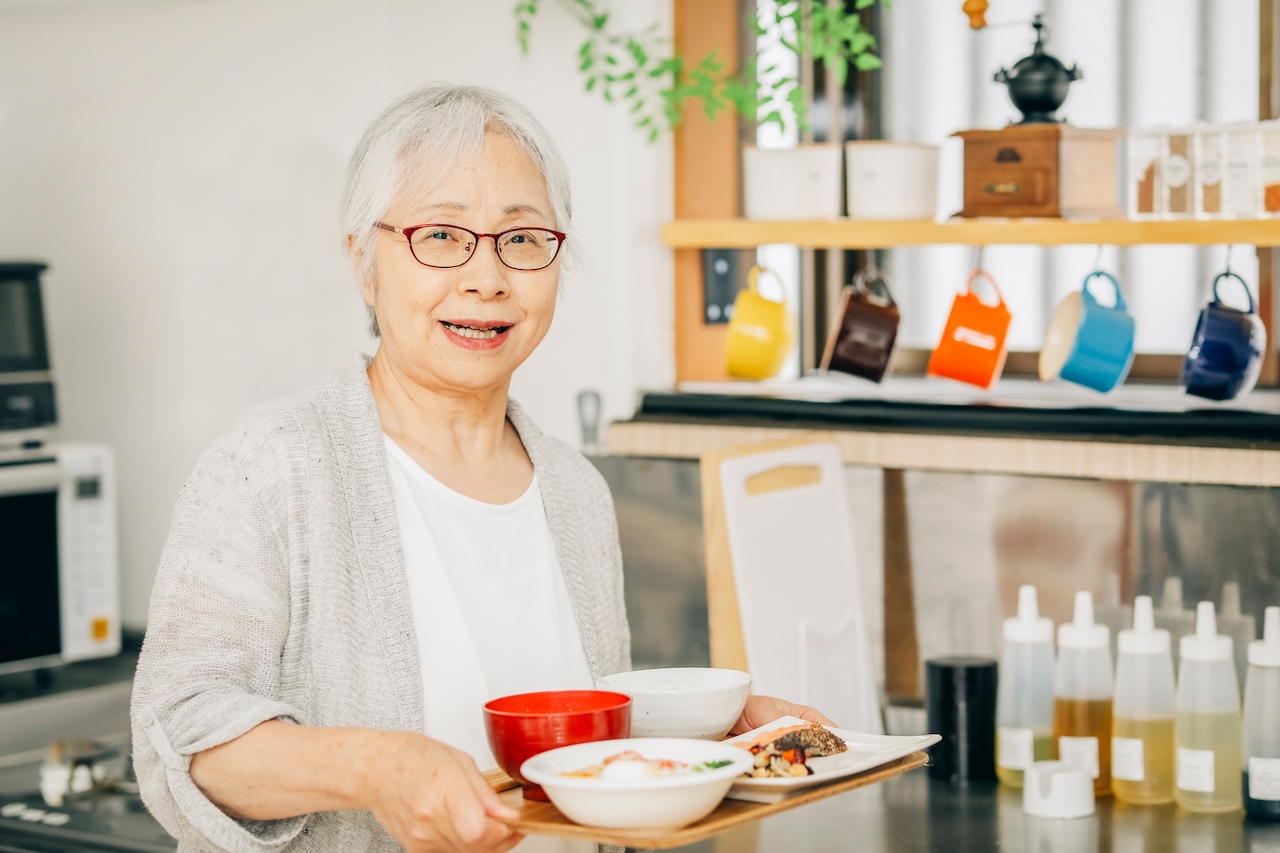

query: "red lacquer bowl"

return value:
[484, 690, 631, 800]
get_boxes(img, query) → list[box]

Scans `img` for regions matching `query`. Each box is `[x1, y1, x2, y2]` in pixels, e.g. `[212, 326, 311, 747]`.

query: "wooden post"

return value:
[1261, 0, 1279, 385]
[883, 468, 921, 701]
[674, 0, 740, 382]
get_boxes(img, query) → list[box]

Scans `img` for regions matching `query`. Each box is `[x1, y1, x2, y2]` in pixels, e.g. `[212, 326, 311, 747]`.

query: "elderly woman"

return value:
[131, 83, 831, 853]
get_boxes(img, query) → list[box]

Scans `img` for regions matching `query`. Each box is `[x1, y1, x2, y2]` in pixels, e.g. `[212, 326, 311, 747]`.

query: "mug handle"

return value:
[965, 268, 1006, 308]
[1211, 271, 1256, 314]
[852, 269, 897, 307]
[1082, 270, 1127, 312]
[748, 265, 788, 307]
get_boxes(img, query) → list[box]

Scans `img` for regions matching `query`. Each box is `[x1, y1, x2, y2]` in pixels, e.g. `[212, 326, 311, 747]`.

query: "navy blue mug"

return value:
[1182, 272, 1267, 402]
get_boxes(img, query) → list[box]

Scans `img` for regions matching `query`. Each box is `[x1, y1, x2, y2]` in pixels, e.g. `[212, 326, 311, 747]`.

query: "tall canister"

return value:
[996, 585, 1055, 788]
[1176, 601, 1243, 812]
[1112, 596, 1176, 804]
[1244, 606, 1280, 819]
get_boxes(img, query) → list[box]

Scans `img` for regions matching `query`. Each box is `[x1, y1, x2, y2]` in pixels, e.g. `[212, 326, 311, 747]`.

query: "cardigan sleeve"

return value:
[131, 444, 307, 853]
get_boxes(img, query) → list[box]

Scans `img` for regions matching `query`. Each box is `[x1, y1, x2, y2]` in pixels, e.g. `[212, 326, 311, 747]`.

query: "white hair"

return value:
[341, 83, 573, 331]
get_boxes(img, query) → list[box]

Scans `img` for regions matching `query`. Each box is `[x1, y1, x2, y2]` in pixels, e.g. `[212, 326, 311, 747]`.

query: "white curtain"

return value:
[881, 0, 1260, 353]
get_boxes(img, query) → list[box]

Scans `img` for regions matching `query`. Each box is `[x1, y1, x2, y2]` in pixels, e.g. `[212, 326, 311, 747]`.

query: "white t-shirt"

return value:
[383, 436, 594, 769]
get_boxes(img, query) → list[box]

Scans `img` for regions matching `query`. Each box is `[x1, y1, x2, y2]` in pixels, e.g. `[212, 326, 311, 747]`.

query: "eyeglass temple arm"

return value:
[375, 222, 402, 235]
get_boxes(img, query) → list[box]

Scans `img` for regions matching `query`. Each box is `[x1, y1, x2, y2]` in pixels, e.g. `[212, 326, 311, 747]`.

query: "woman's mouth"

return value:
[440, 320, 513, 350]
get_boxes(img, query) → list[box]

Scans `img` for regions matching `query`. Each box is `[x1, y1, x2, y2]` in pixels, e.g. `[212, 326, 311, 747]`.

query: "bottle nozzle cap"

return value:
[1119, 595, 1170, 655]
[1134, 596, 1155, 632]
[1196, 601, 1217, 638]
[1250, 606, 1280, 667]
[1004, 584, 1053, 644]
[1074, 591, 1094, 627]
[1181, 601, 1232, 662]
[1160, 577, 1184, 612]
[1058, 590, 1109, 650]
[1018, 584, 1040, 620]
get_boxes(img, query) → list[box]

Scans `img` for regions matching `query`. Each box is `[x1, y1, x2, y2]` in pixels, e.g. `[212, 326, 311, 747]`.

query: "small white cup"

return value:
[1022, 760, 1096, 819]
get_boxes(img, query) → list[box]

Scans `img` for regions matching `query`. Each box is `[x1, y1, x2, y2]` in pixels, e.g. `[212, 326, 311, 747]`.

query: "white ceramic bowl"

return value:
[594, 667, 751, 740]
[520, 737, 754, 830]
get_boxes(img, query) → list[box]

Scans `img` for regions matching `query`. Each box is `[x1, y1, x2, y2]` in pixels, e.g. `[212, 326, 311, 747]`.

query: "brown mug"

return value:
[822, 269, 901, 383]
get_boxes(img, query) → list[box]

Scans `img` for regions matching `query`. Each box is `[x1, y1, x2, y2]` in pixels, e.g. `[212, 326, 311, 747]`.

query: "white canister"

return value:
[845, 141, 940, 220]
[743, 144, 843, 220]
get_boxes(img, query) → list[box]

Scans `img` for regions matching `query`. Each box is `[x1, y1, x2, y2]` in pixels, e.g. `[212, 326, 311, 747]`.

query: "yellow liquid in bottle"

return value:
[1112, 717, 1175, 804]
[994, 729, 1053, 788]
[1175, 710, 1243, 813]
[1053, 698, 1113, 796]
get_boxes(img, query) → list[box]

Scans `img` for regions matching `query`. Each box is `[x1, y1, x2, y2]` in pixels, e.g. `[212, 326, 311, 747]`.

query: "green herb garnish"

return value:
[694, 759, 735, 772]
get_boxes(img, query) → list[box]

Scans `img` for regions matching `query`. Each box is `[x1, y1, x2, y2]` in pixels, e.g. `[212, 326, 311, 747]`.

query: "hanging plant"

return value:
[515, 0, 888, 142]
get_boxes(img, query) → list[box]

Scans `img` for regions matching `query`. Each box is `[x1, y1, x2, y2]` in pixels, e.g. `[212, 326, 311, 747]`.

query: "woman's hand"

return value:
[730, 695, 838, 735]
[358, 732, 524, 853]
[191, 722, 522, 853]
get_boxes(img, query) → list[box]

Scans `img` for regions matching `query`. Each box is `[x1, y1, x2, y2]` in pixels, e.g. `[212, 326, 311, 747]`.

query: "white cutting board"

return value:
[718, 441, 882, 734]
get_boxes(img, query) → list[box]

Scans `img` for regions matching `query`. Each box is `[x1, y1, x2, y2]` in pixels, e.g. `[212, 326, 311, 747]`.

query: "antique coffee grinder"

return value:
[993, 14, 1082, 124]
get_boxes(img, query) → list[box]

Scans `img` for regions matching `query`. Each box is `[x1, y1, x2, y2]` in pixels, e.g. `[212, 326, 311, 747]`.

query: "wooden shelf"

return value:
[607, 420, 1280, 488]
[662, 217, 1280, 248]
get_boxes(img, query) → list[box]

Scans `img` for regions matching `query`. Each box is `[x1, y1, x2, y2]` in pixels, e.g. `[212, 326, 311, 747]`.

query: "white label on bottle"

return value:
[1250, 757, 1280, 800]
[1059, 736, 1100, 779]
[1178, 747, 1216, 793]
[1112, 736, 1146, 782]
[998, 727, 1034, 770]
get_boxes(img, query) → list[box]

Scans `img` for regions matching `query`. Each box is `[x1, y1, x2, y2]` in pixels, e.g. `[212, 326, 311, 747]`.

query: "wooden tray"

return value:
[490, 750, 928, 849]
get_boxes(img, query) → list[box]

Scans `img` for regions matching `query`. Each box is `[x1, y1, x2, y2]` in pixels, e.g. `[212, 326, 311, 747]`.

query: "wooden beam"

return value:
[663, 217, 1280, 248]
[674, 0, 740, 382]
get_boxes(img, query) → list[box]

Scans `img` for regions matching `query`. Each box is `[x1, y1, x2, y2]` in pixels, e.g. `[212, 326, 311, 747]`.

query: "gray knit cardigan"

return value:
[131, 357, 631, 853]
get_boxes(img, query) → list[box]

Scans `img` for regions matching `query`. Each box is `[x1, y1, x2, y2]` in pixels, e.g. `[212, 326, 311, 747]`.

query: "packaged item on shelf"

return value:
[1175, 602, 1243, 813]
[996, 585, 1056, 788]
[1244, 606, 1280, 820]
[1261, 122, 1280, 216]
[1219, 582, 1256, 690]
[1195, 125, 1227, 219]
[1155, 577, 1197, 674]
[926, 269, 1012, 390]
[1112, 596, 1176, 805]
[1128, 129, 1162, 220]
[1224, 123, 1261, 218]
[1162, 129, 1196, 219]
[1053, 591, 1114, 797]
[956, 125, 1122, 219]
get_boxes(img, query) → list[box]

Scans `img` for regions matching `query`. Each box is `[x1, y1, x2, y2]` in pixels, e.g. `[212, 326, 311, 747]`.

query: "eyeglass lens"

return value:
[408, 225, 561, 270]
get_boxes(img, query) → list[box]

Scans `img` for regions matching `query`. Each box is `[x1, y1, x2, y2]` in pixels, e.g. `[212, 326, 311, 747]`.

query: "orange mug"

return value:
[926, 269, 1012, 389]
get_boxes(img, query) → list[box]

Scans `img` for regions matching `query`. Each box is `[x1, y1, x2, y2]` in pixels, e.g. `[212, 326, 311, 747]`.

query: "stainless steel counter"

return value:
[674, 772, 1280, 852]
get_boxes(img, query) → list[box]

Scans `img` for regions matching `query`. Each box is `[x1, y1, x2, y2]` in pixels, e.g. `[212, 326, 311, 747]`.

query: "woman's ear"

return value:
[347, 234, 377, 308]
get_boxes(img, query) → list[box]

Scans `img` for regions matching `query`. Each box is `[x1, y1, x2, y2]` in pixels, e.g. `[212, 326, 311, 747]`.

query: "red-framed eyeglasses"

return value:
[375, 222, 566, 271]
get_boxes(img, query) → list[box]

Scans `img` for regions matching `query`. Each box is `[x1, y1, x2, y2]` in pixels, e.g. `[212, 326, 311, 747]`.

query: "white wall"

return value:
[0, 0, 675, 629]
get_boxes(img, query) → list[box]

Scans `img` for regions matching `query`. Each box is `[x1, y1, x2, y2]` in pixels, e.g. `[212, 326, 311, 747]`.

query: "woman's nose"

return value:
[461, 237, 509, 297]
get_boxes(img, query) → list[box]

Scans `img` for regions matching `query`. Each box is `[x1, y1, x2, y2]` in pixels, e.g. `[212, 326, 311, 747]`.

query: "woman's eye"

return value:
[428, 230, 452, 241]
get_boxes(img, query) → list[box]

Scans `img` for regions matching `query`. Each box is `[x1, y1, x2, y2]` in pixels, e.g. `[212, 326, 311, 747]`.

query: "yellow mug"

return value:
[726, 266, 794, 380]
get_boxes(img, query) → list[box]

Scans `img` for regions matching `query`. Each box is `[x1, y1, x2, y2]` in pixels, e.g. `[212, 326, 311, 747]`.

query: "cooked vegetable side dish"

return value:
[736, 721, 850, 778]
[561, 750, 736, 780]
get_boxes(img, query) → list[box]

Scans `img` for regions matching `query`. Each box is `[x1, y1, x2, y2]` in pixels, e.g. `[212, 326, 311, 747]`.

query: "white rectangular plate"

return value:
[725, 716, 940, 804]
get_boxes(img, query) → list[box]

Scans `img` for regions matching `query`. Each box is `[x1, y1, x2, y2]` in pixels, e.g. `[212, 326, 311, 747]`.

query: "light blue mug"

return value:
[1039, 271, 1136, 393]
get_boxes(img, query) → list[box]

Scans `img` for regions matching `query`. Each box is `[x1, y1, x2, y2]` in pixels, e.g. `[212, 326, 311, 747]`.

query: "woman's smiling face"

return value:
[361, 131, 560, 395]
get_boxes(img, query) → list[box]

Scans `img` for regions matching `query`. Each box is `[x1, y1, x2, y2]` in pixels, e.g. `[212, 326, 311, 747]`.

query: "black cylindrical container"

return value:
[926, 656, 998, 783]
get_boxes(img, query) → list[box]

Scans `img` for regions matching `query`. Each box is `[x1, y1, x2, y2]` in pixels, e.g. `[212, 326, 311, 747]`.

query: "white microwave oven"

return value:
[0, 443, 119, 675]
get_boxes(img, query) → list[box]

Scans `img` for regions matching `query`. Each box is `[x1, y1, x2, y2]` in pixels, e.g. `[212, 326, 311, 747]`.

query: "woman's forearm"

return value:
[189, 720, 378, 820]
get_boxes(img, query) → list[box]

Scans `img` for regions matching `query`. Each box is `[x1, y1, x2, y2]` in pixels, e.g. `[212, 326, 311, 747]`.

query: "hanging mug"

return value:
[822, 268, 901, 383]
[926, 269, 1012, 389]
[1182, 271, 1267, 401]
[1039, 271, 1136, 393]
[725, 265, 794, 380]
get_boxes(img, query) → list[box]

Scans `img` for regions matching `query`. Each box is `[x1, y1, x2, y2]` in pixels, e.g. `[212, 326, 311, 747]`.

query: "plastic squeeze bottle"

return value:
[1244, 606, 1280, 819]
[1112, 595, 1176, 804]
[995, 584, 1055, 788]
[1220, 582, 1257, 691]
[1053, 590, 1114, 796]
[1175, 601, 1242, 813]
